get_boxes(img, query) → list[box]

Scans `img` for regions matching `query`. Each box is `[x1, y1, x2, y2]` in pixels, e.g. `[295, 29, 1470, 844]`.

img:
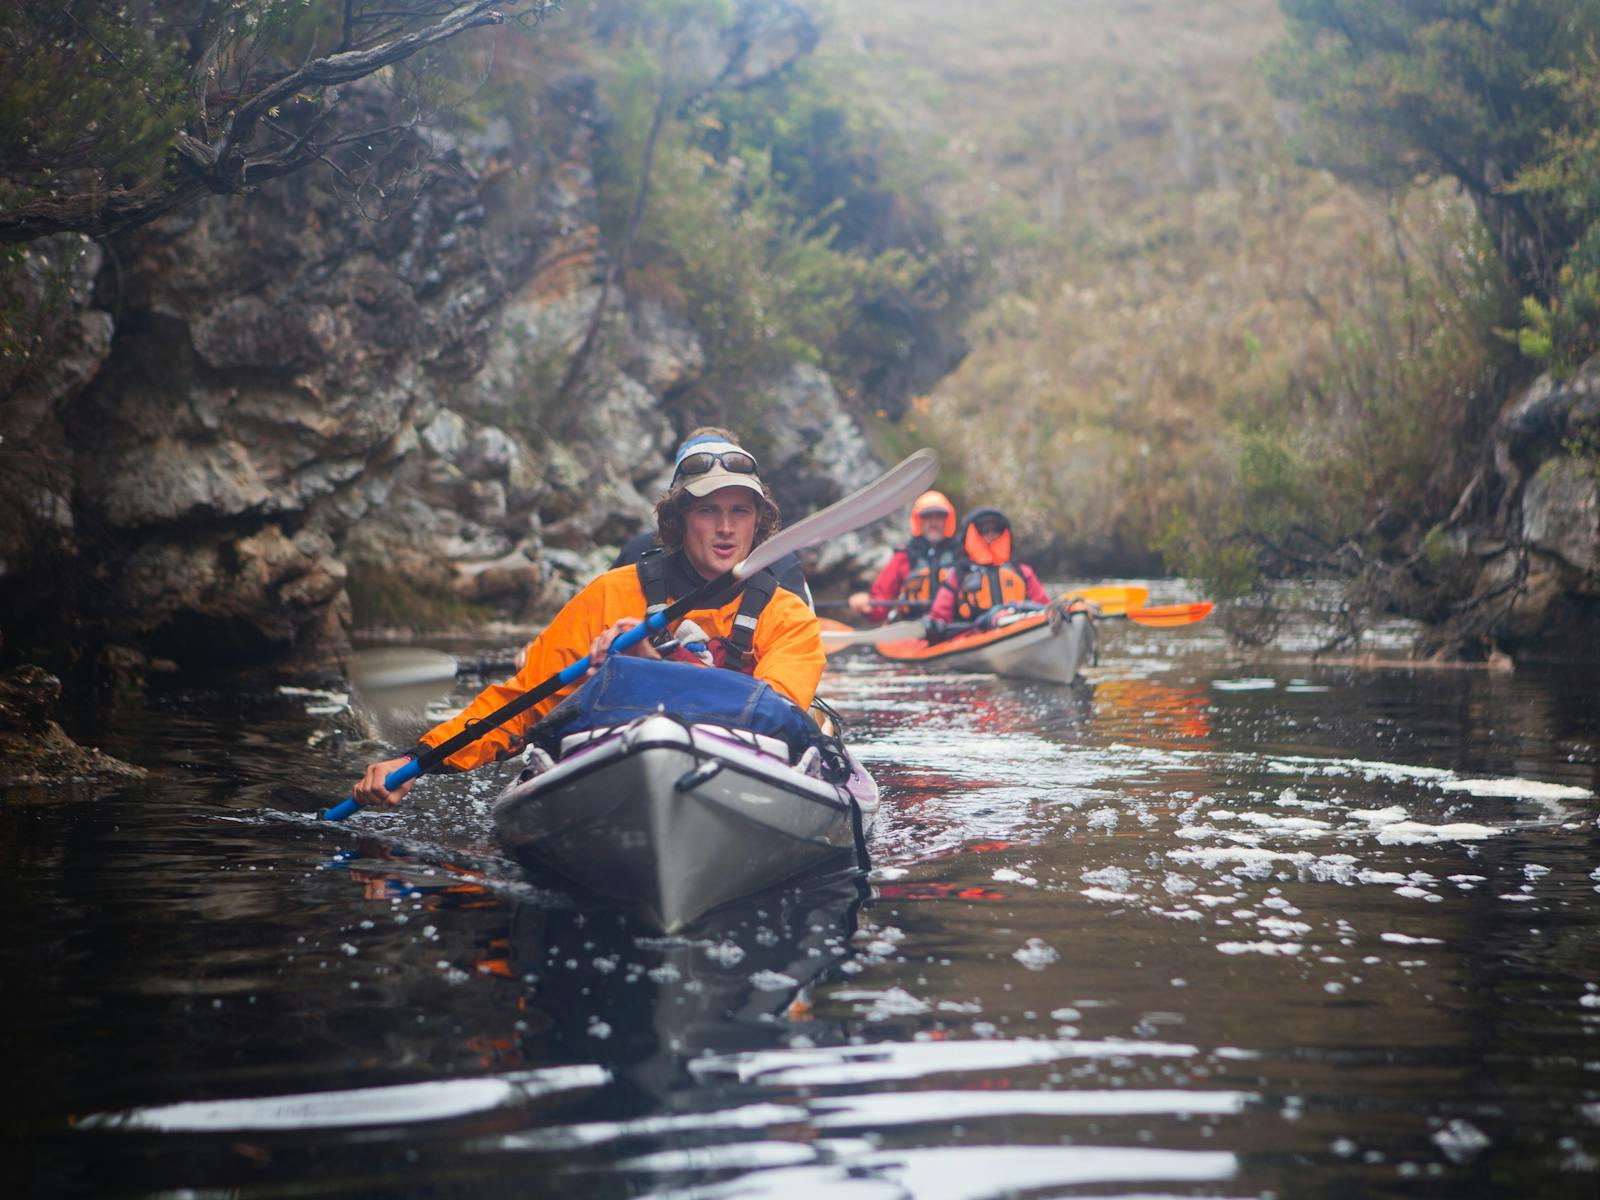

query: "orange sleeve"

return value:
[418, 568, 645, 772]
[750, 588, 825, 710]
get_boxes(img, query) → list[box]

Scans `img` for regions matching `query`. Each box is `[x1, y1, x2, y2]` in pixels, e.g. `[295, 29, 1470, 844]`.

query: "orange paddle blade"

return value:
[1125, 602, 1214, 627]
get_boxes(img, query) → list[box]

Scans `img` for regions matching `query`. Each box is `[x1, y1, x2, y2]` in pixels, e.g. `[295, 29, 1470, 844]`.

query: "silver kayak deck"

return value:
[492, 714, 878, 933]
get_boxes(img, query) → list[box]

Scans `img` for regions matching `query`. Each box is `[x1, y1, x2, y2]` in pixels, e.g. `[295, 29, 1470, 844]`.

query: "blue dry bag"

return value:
[531, 656, 817, 759]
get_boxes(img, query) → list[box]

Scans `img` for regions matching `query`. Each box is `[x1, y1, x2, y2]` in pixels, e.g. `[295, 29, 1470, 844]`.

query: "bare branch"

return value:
[0, 1, 533, 244]
[198, 2, 506, 193]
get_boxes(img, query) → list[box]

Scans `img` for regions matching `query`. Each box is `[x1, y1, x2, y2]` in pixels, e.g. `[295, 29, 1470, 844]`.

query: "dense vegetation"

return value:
[542, 0, 975, 443]
[825, 0, 1599, 617]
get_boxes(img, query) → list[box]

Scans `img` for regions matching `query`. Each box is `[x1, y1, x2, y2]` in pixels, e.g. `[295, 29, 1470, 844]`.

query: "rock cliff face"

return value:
[2, 9, 913, 675]
[1451, 353, 1600, 660]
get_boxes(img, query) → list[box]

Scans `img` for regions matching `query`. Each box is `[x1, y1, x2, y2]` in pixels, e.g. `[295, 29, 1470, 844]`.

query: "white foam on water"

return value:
[1234, 812, 1333, 834]
[1167, 847, 1316, 868]
[1013, 938, 1061, 969]
[1382, 932, 1445, 945]
[749, 969, 801, 992]
[853, 1145, 1242, 1196]
[77, 1065, 609, 1131]
[1437, 778, 1594, 800]
[1356, 869, 1409, 885]
[623, 1145, 1239, 1199]
[1346, 806, 1410, 826]
[1258, 917, 1312, 937]
[1081, 886, 1140, 903]
[991, 867, 1038, 885]
[493, 1102, 805, 1153]
[1212, 678, 1277, 691]
[808, 1087, 1256, 1126]
[1433, 1118, 1493, 1165]
[1082, 866, 1134, 890]
[688, 1037, 1202, 1087]
[619, 1139, 819, 1175]
[1375, 821, 1503, 845]
[1392, 885, 1444, 902]
[831, 987, 931, 1019]
[1216, 941, 1303, 956]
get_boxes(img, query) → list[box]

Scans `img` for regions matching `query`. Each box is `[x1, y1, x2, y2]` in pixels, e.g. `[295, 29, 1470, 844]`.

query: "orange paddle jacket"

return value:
[415, 564, 825, 772]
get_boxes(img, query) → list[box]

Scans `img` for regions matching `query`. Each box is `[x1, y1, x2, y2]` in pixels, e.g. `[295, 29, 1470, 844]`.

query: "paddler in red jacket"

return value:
[923, 507, 1052, 643]
[847, 489, 960, 622]
[353, 440, 824, 806]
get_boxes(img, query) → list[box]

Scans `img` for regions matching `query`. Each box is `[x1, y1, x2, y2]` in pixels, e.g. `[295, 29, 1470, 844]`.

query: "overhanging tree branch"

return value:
[0, 1, 551, 245]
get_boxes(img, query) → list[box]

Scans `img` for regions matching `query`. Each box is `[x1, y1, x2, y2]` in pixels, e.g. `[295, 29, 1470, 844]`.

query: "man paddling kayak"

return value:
[354, 441, 824, 807]
[923, 507, 1052, 643]
[846, 488, 960, 623]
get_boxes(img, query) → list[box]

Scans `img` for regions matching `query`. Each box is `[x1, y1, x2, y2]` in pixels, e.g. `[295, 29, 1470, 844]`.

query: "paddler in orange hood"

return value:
[848, 489, 960, 622]
[923, 507, 1051, 643]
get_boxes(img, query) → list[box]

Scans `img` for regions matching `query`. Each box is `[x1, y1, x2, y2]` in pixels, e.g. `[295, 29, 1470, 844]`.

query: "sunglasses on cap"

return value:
[673, 449, 759, 480]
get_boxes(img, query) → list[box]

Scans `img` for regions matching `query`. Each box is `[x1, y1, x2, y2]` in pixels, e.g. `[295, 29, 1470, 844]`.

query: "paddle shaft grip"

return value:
[319, 579, 736, 822]
[322, 756, 422, 822]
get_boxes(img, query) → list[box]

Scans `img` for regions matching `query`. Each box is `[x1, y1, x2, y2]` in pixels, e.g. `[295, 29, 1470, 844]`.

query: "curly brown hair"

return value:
[655, 484, 782, 554]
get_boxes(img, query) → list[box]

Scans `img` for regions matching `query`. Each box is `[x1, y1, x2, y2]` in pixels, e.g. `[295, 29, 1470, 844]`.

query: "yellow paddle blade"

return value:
[1062, 585, 1150, 617]
[1125, 601, 1214, 627]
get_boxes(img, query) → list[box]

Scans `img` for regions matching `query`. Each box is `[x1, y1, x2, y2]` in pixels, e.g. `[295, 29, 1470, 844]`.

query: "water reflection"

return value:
[505, 871, 869, 1099]
[9, 606, 1600, 1198]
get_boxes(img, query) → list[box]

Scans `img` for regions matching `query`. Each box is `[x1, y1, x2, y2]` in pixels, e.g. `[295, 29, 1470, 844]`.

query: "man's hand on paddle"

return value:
[354, 756, 418, 807]
[587, 617, 661, 677]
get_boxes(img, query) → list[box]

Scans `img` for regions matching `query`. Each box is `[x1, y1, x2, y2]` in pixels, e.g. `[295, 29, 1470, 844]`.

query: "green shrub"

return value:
[1517, 223, 1600, 378]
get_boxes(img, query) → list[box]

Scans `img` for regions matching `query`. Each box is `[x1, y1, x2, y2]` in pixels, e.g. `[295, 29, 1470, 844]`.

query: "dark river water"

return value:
[7, 586, 1600, 1199]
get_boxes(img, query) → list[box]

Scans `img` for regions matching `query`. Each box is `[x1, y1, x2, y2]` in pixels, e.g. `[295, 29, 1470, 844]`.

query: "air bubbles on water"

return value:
[703, 941, 745, 967]
[1431, 1118, 1491, 1164]
[1013, 938, 1060, 970]
[1082, 866, 1134, 891]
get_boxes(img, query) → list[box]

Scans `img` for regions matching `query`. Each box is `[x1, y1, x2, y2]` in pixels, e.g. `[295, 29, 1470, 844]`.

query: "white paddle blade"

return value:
[349, 647, 458, 690]
[820, 618, 925, 651]
[734, 448, 940, 580]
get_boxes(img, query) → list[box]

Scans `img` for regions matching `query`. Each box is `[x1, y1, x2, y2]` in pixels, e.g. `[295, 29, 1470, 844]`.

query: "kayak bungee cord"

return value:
[322, 448, 941, 821]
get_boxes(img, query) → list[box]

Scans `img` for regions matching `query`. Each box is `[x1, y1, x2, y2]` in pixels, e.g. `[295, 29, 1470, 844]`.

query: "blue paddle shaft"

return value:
[323, 609, 673, 822]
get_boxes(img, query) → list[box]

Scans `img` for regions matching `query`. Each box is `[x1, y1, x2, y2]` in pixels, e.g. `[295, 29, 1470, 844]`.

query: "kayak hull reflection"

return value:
[491, 714, 877, 934]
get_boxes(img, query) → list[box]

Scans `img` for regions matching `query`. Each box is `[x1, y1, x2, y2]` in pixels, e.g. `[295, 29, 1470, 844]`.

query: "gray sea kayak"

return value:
[492, 714, 878, 933]
[875, 608, 1095, 684]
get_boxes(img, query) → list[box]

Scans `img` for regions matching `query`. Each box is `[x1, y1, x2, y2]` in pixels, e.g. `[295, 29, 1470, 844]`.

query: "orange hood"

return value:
[960, 508, 1012, 565]
[910, 490, 956, 539]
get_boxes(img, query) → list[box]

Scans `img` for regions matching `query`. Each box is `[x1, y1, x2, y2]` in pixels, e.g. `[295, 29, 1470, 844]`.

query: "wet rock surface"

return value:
[0, 666, 145, 785]
[1421, 351, 1600, 660]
